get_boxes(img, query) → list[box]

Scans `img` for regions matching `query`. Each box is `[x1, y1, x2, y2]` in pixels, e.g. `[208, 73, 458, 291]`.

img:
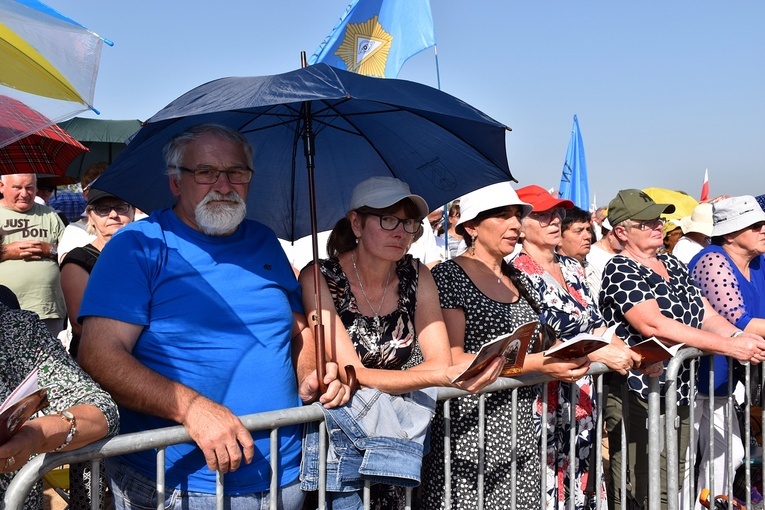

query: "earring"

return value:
[471, 234, 477, 256]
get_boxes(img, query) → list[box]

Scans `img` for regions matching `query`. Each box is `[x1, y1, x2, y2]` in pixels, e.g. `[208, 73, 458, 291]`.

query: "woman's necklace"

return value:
[351, 251, 392, 330]
[472, 255, 503, 284]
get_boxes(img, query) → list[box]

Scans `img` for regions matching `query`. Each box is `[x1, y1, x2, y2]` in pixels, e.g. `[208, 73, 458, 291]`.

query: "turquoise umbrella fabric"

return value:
[56, 117, 142, 180]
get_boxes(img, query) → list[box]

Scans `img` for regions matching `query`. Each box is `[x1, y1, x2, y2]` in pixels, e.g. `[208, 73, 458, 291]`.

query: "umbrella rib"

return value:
[317, 100, 399, 174]
[317, 100, 508, 170]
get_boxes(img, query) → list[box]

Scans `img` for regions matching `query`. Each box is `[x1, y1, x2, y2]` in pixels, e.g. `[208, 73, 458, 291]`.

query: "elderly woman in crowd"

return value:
[300, 177, 502, 510]
[513, 185, 643, 510]
[59, 188, 134, 509]
[0, 236, 119, 510]
[599, 189, 765, 510]
[61, 188, 135, 358]
[684, 195, 765, 506]
[420, 182, 590, 509]
[557, 205, 593, 267]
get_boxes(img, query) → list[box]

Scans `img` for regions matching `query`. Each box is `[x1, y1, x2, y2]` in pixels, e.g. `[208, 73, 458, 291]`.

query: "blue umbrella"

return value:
[93, 61, 516, 389]
[93, 62, 515, 242]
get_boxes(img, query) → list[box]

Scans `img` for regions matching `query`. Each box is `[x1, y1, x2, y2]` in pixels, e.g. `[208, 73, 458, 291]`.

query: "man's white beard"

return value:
[194, 190, 247, 236]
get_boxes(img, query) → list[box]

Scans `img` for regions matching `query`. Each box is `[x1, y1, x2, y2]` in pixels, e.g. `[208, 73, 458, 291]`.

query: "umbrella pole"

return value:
[301, 99, 327, 394]
[300, 96, 357, 396]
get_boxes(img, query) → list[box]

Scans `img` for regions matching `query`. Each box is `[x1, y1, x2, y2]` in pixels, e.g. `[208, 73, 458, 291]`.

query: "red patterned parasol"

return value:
[0, 95, 87, 175]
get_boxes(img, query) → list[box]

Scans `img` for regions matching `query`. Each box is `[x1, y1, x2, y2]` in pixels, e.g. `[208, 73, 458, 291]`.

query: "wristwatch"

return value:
[53, 410, 76, 452]
[49, 245, 57, 259]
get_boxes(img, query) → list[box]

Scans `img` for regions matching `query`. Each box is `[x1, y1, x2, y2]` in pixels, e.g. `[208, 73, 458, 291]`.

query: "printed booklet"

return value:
[0, 368, 49, 445]
[630, 337, 684, 364]
[543, 325, 617, 359]
[451, 320, 539, 383]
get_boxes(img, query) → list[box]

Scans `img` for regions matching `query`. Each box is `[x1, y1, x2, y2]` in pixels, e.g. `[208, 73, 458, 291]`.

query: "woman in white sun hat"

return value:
[685, 195, 765, 506]
[421, 181, 591, 509]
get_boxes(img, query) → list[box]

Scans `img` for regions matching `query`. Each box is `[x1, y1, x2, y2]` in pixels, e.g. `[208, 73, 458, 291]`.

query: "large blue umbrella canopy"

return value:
[94, 63, 515, 241]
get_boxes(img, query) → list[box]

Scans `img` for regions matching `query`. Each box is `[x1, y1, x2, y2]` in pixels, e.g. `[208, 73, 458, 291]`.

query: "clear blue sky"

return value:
[44, 1, 765, 207]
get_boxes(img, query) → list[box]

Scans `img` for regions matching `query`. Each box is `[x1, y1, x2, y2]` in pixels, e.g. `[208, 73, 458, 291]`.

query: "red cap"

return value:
[516, 185, 574, 212]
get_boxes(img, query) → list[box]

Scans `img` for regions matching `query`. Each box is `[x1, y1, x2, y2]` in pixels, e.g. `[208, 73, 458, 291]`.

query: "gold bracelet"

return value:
[52, 411, 77, 452]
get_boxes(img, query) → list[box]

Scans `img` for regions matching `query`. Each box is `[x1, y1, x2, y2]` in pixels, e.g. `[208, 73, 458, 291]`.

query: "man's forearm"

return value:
[79, 338, 202, 424]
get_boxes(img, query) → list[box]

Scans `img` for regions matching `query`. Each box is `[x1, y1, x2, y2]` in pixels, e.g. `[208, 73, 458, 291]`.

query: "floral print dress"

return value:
[318, 254, 422, 509]
[0, 303, 119, 510]
[513, 252, 607, 510]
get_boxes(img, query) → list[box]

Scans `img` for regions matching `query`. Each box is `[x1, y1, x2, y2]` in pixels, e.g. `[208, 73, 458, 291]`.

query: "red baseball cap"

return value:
[516, 185, 574, 212]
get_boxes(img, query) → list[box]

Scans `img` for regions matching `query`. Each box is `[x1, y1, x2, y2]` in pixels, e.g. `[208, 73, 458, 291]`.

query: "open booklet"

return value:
[0, 368, 49, 445]
[543, 324, 617, 359]
[451, 320, 539, 383]
[630, 337, 684, 365]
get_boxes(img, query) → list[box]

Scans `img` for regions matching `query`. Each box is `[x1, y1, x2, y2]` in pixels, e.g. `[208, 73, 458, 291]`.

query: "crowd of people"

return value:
[2, 123, 765, 510]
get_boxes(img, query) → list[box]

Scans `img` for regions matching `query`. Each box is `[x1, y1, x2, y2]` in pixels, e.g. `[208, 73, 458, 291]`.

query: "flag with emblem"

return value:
[308, 0, 435, 78]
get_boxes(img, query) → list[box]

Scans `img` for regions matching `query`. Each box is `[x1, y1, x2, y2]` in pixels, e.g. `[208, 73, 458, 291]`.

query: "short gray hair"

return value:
[163, 124, 254, 181]
[0, 174, 37, 185]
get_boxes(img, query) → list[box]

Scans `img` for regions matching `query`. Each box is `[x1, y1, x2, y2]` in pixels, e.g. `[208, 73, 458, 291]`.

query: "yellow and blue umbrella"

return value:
[0, 0, 110, 147]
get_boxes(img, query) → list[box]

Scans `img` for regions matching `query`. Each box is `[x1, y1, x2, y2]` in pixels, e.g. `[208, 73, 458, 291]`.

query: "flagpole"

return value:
[434, 44, 442, 91]
[432, 44, 450, 258]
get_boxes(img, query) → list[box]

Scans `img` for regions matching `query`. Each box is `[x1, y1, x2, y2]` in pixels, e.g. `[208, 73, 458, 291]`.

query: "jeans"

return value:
[106, 459, 305, 510]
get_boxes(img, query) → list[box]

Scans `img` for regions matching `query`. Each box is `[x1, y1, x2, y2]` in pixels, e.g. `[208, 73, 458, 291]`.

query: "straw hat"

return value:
[678, 203, 713, 237]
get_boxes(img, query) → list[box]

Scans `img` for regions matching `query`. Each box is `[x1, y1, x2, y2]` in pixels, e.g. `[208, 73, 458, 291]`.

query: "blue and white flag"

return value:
[309, 0, 435, 78]
[558, 115, 590, 210]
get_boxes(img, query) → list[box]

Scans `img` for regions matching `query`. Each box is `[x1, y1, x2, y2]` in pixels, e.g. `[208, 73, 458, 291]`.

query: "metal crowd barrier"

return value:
[3, 353, 762, 510]
[665, 348, 765, 510]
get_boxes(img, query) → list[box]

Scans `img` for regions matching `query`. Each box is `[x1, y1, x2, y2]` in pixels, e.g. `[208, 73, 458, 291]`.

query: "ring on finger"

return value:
[4, 456, 15, 469]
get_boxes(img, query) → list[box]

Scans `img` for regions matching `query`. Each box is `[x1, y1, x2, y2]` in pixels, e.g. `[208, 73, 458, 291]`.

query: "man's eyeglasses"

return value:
[89, 203, 132, 216]
[749, 221, 765, 231]
[528, 208, 565, 227]
[630, 218, 665, 231]
[366, 213, 421, 234]
[170, 165, 253, 184]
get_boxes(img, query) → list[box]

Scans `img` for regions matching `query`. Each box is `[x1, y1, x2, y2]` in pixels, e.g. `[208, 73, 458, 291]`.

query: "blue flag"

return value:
[558, 115, 590, 210]
[309, 0, 435, 78]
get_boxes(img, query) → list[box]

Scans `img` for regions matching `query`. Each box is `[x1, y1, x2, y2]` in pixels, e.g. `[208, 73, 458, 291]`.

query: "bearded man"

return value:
[78, 124, 348, 510]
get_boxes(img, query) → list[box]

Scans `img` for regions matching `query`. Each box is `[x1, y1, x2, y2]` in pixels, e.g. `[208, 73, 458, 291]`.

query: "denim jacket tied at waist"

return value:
[300, 387, 438, 492]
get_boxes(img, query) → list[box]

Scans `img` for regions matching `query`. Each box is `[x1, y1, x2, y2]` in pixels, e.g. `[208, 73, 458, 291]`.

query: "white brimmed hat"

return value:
[349, 176, 429, 218]
[456, 181, 532, 227]
[711, 195, 765, 237]
[679, 203, 713, 237]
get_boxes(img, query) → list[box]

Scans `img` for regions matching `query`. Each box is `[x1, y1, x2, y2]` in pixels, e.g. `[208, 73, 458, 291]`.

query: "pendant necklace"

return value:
[352, 250, 392, 331]
[472, 255, 503, 284]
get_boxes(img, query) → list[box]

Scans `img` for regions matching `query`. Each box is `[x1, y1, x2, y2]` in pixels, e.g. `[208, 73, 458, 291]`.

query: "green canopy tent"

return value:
[57, 117, 142, 181]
